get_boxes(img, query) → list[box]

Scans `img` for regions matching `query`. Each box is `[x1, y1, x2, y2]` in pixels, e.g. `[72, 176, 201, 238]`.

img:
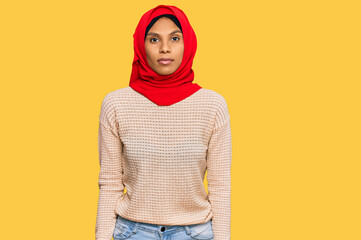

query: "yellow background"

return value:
[1, 0, 360, 239]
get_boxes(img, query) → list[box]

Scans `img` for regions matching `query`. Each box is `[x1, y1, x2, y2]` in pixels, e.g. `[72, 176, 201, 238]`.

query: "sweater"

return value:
[95, 86, 232, 240]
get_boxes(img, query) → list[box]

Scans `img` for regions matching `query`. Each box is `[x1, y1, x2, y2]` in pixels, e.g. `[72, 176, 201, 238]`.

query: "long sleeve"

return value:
[206, 97, 232, 240]
[95, 95, 125, 240]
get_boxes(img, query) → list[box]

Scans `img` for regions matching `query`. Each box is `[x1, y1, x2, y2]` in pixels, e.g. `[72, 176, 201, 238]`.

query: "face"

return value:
[145, 17, 184, 75]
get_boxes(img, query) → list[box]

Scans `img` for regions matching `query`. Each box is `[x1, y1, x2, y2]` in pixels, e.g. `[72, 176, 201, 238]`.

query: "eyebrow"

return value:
[146, 30, 182, 36]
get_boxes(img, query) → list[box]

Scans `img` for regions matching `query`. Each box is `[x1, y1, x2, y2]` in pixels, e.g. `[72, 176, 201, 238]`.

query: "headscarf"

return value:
[144, 14, 182, 41]
[129, 5, 202, 106]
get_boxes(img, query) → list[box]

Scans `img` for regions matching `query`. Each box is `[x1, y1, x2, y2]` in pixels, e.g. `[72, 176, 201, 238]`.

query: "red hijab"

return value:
[129, 5, 202, 106]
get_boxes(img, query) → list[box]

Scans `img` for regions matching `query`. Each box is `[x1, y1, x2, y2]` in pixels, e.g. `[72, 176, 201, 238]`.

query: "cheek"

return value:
[145, 45, 156, 62]
[177, 46, 185, 62]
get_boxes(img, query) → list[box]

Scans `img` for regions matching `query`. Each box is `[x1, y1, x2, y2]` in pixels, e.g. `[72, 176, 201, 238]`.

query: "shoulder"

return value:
[99, 87, 131, 126]
[101, 87, 131, 103]
[199, 88, 229, 112]
[199, 88, 228, 105]
[100, 86, 135, 110]
[200, 88, 230, 129]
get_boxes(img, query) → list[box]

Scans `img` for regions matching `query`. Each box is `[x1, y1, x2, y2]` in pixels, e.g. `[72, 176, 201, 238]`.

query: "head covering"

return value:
[145, 14, 182, 41]
[129, 5, 202, 106]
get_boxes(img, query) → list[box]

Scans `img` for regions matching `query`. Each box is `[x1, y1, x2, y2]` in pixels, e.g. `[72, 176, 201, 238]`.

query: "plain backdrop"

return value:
[0, 0, 360, 239]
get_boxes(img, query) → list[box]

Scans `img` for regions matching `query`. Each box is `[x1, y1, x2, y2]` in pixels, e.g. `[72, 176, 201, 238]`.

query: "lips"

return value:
[158, 58, 174, 65]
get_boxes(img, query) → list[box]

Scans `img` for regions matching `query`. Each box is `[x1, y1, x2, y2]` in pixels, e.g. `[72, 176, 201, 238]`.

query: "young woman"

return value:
[95, 5, 232, 240]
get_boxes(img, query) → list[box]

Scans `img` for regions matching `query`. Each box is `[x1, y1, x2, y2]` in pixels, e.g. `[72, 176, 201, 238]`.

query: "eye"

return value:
[150, 38, 158, 43]
[172, 36, 180, 41]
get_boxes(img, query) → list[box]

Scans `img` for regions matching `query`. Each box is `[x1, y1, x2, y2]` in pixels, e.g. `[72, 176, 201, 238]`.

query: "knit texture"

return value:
[95, 86, 232, 240]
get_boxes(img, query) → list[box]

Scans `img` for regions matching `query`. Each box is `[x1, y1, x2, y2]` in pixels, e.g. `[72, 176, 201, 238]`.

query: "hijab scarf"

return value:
[129, 5, 201, 106]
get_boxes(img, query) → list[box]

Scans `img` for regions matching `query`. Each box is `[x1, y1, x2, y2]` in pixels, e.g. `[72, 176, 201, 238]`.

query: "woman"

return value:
[95, 5, 232, 240]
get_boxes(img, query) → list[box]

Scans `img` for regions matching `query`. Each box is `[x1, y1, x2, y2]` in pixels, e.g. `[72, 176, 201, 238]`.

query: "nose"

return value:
[159, 41, 171, 53]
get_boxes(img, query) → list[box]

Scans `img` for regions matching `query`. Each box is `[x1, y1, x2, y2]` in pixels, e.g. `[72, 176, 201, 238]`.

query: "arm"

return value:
[95, 95, 125, 240]
[206, 97, 232, 240]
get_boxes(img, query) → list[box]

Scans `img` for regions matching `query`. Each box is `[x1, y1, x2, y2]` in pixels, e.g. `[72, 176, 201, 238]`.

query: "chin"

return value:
[156, 68, 176, 75]
[158, 71, 174, 75]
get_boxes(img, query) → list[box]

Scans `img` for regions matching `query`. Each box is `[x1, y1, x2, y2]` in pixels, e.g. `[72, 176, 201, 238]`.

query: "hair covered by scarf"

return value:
[144, 14, 183, 41]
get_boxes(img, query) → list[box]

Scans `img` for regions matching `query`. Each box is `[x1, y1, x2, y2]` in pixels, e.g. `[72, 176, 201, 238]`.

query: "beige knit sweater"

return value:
[95, 86, 232, 240]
